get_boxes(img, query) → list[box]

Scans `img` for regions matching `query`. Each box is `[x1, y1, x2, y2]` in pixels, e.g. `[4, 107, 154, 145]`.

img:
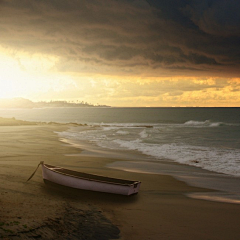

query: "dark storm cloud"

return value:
[184, 0, 240, 37]
[146, 0, 240, 69]
[0, 0, 240, 76]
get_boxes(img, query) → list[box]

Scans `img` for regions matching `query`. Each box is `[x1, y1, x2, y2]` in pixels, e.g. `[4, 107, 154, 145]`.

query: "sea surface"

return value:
[0, 108, 240, 176]
[0, 107, 240, 177]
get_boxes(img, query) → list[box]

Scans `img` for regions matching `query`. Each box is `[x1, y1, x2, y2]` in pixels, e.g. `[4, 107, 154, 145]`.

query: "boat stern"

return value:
[127, 182, 141, 195]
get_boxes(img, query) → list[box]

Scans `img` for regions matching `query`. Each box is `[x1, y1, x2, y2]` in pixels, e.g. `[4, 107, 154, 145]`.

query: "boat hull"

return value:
[42, 164, 141, 195]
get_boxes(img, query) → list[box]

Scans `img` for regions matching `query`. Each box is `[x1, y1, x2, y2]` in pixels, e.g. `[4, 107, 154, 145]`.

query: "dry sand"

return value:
[0, 122, 240, 239]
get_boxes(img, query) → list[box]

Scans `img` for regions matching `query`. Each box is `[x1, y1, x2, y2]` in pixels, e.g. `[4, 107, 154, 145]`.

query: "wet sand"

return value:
[0, 123, 240, 239]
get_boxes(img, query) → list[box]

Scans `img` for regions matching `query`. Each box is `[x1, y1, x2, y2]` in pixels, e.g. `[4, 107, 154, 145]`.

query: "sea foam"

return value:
[58, 120, 240, 177]
[184, 120, 223, 127]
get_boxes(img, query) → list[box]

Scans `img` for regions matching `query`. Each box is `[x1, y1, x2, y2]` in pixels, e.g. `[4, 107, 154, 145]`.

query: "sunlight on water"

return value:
[187, 192, 240, 204]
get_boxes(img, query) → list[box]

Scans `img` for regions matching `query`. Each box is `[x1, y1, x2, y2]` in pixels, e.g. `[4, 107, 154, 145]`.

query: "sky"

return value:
[0, 0, 240, 107]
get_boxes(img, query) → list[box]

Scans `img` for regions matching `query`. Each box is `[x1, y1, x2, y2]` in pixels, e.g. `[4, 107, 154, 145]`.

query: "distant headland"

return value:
[0, 98, 110, 109]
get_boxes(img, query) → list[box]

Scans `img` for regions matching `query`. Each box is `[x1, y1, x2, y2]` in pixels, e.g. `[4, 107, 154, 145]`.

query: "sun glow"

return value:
[0, 47, 77, 100]
[0, 53, 24, 98]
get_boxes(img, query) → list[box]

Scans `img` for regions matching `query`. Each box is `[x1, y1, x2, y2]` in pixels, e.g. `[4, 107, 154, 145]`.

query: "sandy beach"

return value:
[1, 122, 240, 239]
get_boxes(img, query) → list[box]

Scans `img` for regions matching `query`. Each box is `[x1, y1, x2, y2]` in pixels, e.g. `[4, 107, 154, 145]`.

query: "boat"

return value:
[29, 161, 141, 195]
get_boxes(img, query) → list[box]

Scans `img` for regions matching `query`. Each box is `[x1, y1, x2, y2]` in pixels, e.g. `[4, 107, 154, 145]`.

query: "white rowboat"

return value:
[40, 162, 141, 195]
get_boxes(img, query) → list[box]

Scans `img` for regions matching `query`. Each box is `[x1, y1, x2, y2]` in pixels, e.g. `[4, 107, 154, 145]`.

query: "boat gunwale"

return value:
[43, 164, 141, 187]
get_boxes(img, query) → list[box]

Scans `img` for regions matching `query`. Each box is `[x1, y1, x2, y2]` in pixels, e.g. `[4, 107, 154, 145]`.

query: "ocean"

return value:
[1, 107, 240, 178]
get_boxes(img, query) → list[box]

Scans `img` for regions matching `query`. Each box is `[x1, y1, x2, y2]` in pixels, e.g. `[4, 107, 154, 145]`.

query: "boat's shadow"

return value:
[42, 180, 140, 204]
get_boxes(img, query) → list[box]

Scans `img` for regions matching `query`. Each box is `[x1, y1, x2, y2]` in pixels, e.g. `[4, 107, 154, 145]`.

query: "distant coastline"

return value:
[0, 98, 110, 109]
[0, 116, 88, 127]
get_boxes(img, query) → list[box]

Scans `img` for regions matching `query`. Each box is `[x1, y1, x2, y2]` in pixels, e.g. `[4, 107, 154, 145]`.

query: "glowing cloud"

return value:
[0, 1, 239, 106]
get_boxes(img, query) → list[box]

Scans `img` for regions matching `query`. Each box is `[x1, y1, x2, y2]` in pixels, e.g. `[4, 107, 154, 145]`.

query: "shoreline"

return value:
[107, 160, 240, 204]
[58, 130, 240, 204]
[0, 124, 240, 239]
